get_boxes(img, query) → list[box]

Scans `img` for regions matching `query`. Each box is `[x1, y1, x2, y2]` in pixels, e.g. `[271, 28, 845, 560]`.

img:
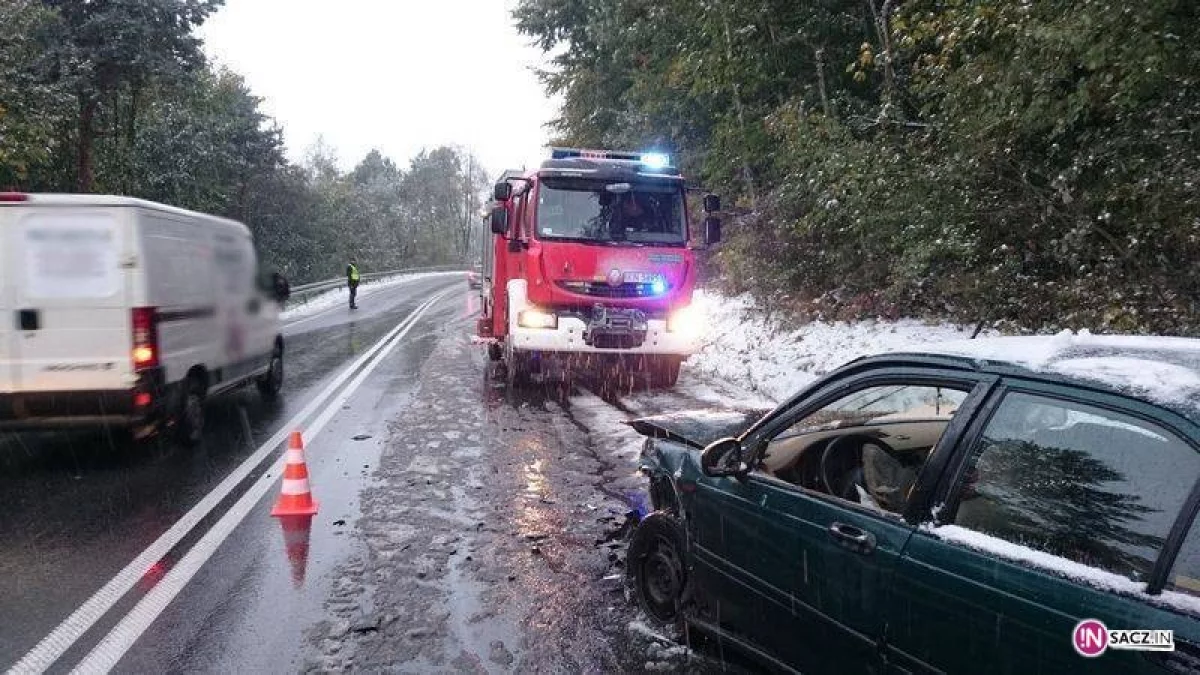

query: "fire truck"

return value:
[476, 148, 722, 387]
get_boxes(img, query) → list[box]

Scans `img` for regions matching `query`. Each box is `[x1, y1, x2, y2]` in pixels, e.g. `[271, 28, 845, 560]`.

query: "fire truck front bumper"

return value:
[506, 287, 703, 357]
[510, 314, 701, 356]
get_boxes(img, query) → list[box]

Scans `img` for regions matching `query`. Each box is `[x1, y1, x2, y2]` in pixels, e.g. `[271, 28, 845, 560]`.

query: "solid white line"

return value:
[8, 296, 437, 675]
[70, 287, 455, 673]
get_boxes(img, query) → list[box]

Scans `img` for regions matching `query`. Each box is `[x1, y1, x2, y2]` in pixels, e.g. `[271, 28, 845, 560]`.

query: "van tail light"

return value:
[132, 307, 160, 370]
[0, 192, 30, 202]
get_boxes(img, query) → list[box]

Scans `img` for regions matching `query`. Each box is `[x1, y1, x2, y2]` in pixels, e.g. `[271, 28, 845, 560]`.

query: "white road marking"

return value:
[8, 294, 443, 675]
[70, 287, 455, 673]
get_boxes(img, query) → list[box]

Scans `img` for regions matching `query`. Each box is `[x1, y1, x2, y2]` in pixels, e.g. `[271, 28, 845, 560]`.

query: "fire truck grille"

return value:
[557, 281, 660, 298]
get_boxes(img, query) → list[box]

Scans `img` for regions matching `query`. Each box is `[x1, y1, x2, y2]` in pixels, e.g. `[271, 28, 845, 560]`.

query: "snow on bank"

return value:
[686, 291, 989, 403]
[281, 271, 463, 321]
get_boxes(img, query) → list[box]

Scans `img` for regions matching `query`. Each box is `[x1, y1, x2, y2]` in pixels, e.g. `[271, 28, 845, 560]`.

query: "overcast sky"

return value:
[198, 0, 559, 179]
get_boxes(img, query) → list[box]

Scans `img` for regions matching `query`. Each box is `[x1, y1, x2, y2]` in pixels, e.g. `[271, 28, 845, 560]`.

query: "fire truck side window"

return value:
[510, 193, 525, 239]
[521, 190, 533, 239]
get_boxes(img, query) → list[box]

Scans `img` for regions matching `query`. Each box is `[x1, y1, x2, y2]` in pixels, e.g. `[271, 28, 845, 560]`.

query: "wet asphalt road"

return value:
[0, 273, 764, 673]
[0, 274, 463, 671]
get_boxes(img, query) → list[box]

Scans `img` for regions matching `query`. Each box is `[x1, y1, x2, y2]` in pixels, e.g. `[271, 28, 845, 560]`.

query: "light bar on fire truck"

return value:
[549, 147, 673, 170]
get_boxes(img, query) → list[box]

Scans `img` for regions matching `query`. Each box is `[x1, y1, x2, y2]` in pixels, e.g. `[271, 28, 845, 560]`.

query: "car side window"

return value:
[950, 391, 1200, 584]
[1170, 517, 1200, 597]
[762, 383, 970, 515]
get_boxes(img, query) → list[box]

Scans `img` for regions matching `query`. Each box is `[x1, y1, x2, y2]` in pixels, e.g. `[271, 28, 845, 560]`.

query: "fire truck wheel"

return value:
[506, 351, 531, 388]
[650, 356, 683, 388]
[487, 343, 502, 361]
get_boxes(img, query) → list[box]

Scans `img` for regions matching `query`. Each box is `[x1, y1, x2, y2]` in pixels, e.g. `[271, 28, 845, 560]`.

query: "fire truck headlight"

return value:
[667, 305, 703, 337]
[518, 308, 558, 330]
[650, 277, 667, 295]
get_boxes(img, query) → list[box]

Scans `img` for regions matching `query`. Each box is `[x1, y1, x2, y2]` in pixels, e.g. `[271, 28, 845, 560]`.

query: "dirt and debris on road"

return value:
[303, 318, 741, 673]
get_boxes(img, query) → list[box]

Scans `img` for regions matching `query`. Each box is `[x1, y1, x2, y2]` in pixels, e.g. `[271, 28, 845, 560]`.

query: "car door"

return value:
[885, 380, 1200, 675]
[687, 366, 994, 673]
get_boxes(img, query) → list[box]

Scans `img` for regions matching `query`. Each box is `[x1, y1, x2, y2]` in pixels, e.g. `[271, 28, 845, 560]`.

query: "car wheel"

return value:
[628, 512, 690, 626]
[257, 348, 284, 400]
[175, 379, 206, 447]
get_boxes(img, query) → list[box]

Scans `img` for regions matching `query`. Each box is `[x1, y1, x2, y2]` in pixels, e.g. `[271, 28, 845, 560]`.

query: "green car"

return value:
[626, 335, 1200, 674]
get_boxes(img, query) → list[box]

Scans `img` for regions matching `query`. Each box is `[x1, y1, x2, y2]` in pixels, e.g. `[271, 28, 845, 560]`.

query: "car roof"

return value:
[859, 333, 1200, 421]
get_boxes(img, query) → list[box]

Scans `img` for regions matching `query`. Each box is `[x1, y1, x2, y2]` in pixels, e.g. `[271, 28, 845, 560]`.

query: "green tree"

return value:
[43, 0, 223, 191]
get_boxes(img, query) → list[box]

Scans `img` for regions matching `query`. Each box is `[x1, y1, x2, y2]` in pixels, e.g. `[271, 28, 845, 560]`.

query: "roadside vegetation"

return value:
[0, 0, 487, 283]
[514, 0, 1200, 335]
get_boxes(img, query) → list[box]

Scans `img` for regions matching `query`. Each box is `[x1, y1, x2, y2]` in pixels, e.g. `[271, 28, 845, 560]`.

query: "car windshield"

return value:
[535, 177, 686, 245]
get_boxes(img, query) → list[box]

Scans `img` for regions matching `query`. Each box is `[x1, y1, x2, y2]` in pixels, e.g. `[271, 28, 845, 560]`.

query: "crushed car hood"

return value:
[625, 408, 772, 449]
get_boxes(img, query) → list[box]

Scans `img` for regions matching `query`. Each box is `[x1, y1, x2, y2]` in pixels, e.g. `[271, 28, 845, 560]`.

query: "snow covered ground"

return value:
[685, 290, 992, 403]
[281, 271, 463, 322]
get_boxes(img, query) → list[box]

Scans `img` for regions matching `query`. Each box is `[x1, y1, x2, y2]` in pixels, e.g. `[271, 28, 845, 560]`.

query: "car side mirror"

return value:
[490, 207, 509, 235]
[701, 437, 748, 478]
[703, 193, 721, 213]
[493, 182, 512, 201]
[704, 216, 722, 245]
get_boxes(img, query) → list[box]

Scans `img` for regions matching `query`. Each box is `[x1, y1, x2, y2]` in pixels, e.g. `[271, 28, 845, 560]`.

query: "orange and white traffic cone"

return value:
[271, 431, 318, 516]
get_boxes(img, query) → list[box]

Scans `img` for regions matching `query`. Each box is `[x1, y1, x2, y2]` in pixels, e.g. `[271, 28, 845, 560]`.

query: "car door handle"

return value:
[828, 522, 877, 554]
[1146, 637, 1200, 673]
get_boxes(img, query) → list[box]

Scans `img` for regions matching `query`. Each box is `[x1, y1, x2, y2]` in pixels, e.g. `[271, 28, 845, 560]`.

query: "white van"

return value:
[0, 193, 287, 444]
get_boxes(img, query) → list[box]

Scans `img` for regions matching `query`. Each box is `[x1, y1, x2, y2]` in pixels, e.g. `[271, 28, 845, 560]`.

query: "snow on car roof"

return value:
[890, 331, 1200, 416]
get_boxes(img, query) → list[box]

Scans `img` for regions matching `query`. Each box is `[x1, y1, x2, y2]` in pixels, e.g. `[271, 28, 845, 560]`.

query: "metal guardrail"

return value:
[287, 265, 464, 307]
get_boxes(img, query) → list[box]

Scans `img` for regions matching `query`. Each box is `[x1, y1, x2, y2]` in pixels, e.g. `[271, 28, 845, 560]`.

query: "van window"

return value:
[21, 212, 121, 299]
[951, 392, 1200, 583]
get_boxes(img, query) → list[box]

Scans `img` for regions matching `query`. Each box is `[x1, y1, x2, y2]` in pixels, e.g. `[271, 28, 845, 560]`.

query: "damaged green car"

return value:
[626, 337, 1200, 674]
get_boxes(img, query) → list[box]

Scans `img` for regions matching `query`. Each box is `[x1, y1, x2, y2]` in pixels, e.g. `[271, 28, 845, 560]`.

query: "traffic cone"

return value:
[271, 431, 319, 516]
[277, 514, 314, 587]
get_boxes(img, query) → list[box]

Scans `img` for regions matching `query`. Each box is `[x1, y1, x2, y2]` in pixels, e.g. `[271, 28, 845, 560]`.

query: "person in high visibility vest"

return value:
[346, 259, 361, 309]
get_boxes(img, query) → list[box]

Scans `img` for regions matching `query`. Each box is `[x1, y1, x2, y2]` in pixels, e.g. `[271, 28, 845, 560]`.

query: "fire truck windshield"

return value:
[536, 177, 686, 245]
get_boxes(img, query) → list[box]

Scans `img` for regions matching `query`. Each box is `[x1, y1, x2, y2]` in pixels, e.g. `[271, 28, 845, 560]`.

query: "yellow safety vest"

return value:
[348, 264, 360, 281]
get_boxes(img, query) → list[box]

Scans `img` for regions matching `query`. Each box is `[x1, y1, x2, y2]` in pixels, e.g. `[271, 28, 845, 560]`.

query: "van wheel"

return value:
[628, 512, 691, 627]
[175, 380, 206, 446]
[257, 349, 284, 399]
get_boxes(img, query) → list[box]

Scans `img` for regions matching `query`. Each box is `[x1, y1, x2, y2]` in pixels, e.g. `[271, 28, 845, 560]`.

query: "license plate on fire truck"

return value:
[623, 272, 661, 284]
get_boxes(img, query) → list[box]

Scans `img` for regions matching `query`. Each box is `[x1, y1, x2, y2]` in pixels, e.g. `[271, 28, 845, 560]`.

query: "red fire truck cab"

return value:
[477, 148, 721, 388]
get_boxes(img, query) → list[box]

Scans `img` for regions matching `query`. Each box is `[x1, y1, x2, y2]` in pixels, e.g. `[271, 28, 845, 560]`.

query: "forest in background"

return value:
[0, 0, 487, 284]
[515, 0, 1200, 334]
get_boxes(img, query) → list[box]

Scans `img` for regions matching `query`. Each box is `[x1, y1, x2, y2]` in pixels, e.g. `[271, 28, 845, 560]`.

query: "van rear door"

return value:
[11, 206, 133, 393]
